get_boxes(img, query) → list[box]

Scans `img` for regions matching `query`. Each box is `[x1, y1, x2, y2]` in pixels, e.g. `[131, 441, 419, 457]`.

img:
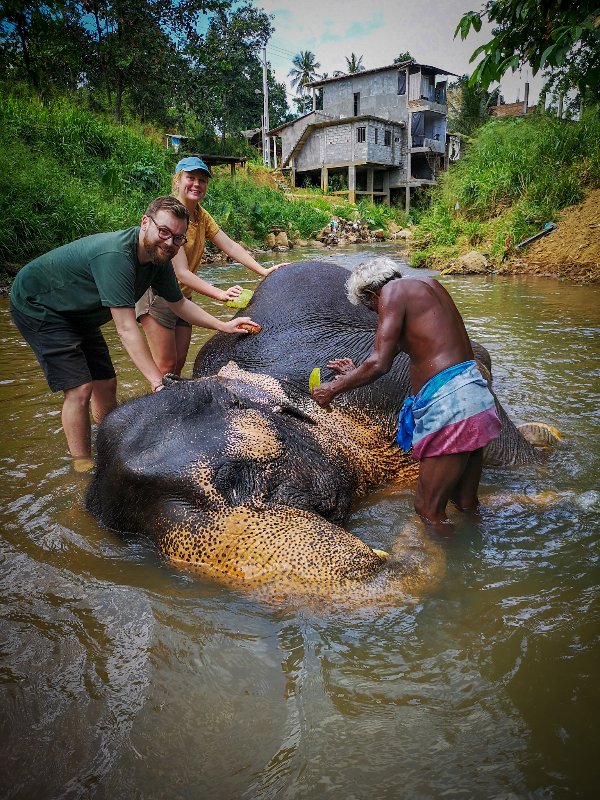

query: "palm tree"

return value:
[288, 50, 321, 113]
[448, 75, 501, 136]
[345, 53, 365, 73]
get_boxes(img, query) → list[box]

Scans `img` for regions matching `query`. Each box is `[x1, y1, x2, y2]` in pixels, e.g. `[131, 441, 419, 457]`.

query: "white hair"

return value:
[345, 257, 403, 306]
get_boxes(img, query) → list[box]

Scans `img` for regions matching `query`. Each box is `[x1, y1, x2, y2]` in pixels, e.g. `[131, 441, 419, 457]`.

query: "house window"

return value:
[397, 72, 406, 95]
[384, 129, 392, 146]
[353, 92, 360, 116]
[357, 126, 366, 143]
[374, 127, 378, 144]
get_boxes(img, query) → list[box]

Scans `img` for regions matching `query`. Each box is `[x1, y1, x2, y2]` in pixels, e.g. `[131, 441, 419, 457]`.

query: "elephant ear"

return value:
[217, 361, 318, 423]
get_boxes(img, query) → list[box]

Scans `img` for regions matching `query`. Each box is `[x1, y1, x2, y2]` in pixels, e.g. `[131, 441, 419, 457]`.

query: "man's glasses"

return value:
[147, 215, 188, 246]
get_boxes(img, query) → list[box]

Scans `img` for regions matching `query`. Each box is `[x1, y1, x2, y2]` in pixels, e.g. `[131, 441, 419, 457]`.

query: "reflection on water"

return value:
[1, 248, 598, 798]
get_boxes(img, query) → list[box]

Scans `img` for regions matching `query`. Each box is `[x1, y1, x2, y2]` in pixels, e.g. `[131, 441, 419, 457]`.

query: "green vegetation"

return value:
[0, 91, 409, 280]
[0, 2, 291, 135]
[0, 92, 173, 271]
[410, 111, 600, 268]
[456, 1, 599, 105]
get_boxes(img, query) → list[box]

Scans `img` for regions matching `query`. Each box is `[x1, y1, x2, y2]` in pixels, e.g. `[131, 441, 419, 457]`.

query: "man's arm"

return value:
[110, 307, 165, 392]
[312, 284, 407, 406]
[166, 297, 257, 334]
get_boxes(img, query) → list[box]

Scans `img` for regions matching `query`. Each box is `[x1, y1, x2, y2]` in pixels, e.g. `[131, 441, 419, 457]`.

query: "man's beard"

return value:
[142, 232, 176, 266]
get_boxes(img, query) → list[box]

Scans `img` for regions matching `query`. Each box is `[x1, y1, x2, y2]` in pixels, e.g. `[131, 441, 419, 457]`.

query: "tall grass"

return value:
[0, 90, 412, 277]
[0, 93, 173, 269]
[411, 111, 600, 267]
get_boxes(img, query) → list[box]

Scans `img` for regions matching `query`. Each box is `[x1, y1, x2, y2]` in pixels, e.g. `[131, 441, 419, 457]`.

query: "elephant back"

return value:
[194, 260, 411, 421]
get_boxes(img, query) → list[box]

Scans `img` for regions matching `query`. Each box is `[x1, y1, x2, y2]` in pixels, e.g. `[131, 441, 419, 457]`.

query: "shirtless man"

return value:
[311, 257, 501, 526]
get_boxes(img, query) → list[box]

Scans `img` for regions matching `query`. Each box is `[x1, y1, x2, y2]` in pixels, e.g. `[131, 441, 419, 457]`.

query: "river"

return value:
[1, 245, 598, 799]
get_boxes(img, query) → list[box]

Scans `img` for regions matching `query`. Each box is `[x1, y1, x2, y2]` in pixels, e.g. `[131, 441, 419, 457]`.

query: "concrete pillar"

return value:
[405, 186, 410, 213]
[366, 167, 374, 203]
[321, 166, 329, 193]
[291, 158, 296, 189]
[348, 165, 356, 204]
[383, 171, 390, 206]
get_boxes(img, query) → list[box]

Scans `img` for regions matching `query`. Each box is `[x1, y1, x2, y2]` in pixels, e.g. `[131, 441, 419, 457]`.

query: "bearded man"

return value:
[10, 196, 256, 469]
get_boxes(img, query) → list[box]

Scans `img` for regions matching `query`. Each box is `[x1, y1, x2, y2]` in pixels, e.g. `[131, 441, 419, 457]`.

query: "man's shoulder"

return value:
[86, 227, 139, 259]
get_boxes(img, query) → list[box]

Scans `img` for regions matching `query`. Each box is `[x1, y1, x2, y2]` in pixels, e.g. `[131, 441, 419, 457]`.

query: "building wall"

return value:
[279, 111, 332, 164]
[321, 69, 408, 123]
[490, 102, 536, 118]
[293, 121, 407, 172]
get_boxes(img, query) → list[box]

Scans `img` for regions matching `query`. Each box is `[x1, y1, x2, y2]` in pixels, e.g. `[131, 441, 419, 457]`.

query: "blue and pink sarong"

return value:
[397, 360, 501, 460]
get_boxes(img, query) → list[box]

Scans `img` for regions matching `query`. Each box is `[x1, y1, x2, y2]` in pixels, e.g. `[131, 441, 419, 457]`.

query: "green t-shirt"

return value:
[10, 226, 183, 329]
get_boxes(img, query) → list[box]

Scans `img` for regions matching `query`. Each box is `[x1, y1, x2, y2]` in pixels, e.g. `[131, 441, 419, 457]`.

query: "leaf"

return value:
[308, 368, 321, 391]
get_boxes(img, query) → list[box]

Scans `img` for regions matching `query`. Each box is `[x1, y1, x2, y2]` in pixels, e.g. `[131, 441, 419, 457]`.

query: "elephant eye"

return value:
[214, 461, 258, 505]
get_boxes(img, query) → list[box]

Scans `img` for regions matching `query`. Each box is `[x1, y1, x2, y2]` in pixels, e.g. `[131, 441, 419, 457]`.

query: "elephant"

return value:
[87, 261, 542, 605]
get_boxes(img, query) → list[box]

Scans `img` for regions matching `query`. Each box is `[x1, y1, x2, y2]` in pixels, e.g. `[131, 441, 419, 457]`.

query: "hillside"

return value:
[410, 112, 600, 283]
[504, 190, 600, 282]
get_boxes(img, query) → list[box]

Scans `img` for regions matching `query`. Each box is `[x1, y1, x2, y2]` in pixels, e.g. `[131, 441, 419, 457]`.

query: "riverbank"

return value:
[408, 112, 600, 283]
[2, 93, 598, 288]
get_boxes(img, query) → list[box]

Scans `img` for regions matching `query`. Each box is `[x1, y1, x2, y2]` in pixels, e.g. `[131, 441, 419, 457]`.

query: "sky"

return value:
[253, 0, 543, 108]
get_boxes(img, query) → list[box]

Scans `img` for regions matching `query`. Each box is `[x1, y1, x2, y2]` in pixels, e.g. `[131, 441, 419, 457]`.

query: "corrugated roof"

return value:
[307, 61, 458, 88]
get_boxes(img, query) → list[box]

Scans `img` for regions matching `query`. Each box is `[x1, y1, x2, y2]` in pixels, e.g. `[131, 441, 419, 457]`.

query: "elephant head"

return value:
[87, 261, 542, 604]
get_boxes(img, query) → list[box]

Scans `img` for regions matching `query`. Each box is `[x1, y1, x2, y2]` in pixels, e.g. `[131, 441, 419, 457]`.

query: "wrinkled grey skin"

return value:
[86, 262, 539, 601]
[194, 261, 538, 467]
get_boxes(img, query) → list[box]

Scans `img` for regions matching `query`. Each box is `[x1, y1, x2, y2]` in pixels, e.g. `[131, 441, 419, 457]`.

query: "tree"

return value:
[288, 50, 321, 113]
[455, 1, 600, 102]
[447, 74, 500, 136]
[0, 1, 90, 93]
[186, 4, 275, 146]
[393, 51, 415, 64]
[345, 52, 365, 73]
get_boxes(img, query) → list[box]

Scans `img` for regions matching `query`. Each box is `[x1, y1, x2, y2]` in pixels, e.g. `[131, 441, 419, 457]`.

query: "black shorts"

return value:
[10, 304, 116, 393]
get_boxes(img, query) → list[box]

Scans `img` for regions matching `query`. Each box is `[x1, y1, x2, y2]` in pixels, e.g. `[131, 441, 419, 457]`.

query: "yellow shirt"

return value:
[179, 205, 220, 297]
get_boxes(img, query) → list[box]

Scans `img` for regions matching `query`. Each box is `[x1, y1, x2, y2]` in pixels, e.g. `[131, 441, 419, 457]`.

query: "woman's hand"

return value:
[221, 317, 261, 335]
[220, 285, 243, 301]
[262, 262, 289, 276]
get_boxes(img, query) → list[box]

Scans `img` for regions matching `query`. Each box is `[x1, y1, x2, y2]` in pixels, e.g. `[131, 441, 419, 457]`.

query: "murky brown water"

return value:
[1, 246, 598, 799]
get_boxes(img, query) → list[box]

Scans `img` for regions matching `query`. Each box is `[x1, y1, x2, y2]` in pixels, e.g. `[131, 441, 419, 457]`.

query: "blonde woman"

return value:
[136, 156, 287, 375]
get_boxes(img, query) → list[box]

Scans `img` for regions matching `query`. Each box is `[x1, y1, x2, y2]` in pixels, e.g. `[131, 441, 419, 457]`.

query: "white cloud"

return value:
[255, 0, 542, 107]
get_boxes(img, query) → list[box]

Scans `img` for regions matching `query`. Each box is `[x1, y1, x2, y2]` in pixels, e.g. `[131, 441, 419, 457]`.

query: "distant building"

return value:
[269, 60, 457, 209]
[164, 133, 188, 153]
[489, 82, 536, 118]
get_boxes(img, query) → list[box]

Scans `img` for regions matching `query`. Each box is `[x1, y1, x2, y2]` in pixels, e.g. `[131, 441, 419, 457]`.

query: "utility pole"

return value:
[261, 46, 271, 167]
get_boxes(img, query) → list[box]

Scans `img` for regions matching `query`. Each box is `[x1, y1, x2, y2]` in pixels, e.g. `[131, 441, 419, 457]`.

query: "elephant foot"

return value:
[517, 422, 562, 447]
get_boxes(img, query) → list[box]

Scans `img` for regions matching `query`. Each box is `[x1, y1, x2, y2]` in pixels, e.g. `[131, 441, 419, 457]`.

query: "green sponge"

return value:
[226, 288, 254, 309]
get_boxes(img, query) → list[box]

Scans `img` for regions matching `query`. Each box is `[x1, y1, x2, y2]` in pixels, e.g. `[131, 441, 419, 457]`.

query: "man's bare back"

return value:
[380, 277, 474, 393]
[311, 276, 473, 406]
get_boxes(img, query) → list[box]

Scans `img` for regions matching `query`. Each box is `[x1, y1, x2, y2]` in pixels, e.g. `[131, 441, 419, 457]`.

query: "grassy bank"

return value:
[410, 111, 600, 268]
[0, 92, 408, 283]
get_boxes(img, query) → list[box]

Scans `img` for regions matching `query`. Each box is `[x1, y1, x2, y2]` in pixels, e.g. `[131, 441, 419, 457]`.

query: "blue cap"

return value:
[174, 156, 212, 177]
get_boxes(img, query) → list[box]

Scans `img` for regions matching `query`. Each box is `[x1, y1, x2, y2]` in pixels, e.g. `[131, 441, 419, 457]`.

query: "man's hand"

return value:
[327, 358, 356, 374]
[220, 285, 243, 301]
[222, 317, 261, 335]
[311, 381, 338, 408]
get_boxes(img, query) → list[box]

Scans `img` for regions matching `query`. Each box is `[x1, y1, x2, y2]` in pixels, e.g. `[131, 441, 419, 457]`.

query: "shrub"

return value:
[411, 110, 600, 267]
